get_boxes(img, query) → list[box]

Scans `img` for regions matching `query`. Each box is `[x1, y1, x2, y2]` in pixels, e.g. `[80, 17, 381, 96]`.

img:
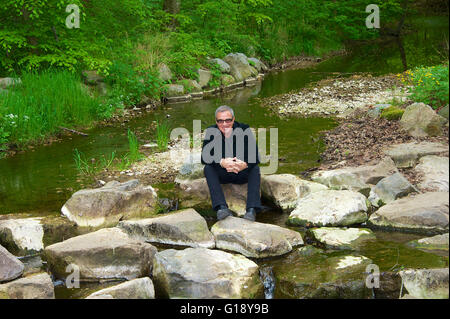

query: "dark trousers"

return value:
[203, 164, 261, 211]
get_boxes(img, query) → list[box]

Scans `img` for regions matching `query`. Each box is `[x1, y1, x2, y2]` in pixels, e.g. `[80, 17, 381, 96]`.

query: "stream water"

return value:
[0, 16, 448, 299]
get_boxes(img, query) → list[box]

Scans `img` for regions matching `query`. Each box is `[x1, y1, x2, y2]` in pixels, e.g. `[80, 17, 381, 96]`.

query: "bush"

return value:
[399, 64, 449, 110]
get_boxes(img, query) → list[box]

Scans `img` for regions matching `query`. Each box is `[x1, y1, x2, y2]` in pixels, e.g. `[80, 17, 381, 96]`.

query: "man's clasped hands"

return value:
[220, 157, 248, 174]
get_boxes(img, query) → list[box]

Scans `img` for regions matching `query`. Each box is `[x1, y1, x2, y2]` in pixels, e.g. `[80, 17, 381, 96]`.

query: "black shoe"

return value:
[243, 208, 257, 221]
[216, 205, 233, 221]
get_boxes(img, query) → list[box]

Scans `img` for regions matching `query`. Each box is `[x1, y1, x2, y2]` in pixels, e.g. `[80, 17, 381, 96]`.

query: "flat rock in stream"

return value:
[153, 247, 263, 299]
[0, 244, 24, 283]
[61, 179, 158, 227]
[399, 268, 449, 299]
[260, 174, 328, 212]
[0, 272, 54, 299]
[118, 208, 215, 248]
[288, 190, 369, 227]
[85, 277, 155, 299]
[414, 155, 449, 192]
[211, 216, 303, 258]
[383, 141, 448, 168]
[0, 218, 44, 256]
[311, 157, 398, 194]
[309, 227, 376, 250]
[368, 172, 418, 207]
[43, 228, 157, 282]
[368, 192, 449, 235]
[407, 233, 449, 251]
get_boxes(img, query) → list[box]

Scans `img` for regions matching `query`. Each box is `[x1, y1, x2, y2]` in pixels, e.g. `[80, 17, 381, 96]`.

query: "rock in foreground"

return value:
[61, 180, 158, 227]
[153, 248, 263, 299]
[0, 244, 24, 283]
[309, 227, 376, 250]
[0, 273, 54, 299]
[0, 218, 44, 256]
[288, 190, 368, 227]
[118, 208, 215, 248]
[368, 192, 449, 235]
[43, 228, 157, 281]
[85, 277, 155, 299]
[399, 268, 449, 299]
[211, 217, 303, 258]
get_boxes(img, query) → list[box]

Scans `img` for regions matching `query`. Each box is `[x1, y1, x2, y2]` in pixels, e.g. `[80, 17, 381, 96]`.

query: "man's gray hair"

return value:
[215, 105, 234, 119]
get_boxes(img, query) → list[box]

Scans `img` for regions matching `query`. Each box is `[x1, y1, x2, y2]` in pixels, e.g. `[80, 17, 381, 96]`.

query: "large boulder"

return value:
[223, 53, 258, 82]
[274, 249, 373, 299]
[197, 69, 212, 88]
[211, 216, 303, 258]
[400, 102, 447, 137]
[164, 84, 185, 97]
[153, 248, 263, 298]
[368, 192, 449, 234]
[0, 218, 44, 256]
[248, 58, 268, 72]
[383, 142, 448, 168]
[61, 180, 158, 227]
[157, 63, 173, 82]
[414, 155, 449, 192]
[177, 178, 251, 217]
[407, 233, 449, 251]
[368, 172, 417, 207]
[261, 174, 327, 212]
[220, 74, 236, 86]
[399, 268, 449, 299]
[0, 273, 54, 299]
[0, 245, 24, 283]
[309, 227, 376, 250]
[208, 58, 231, 74]
[43, 228, 157, 281]
[288, 190, 369, 227]
[118, 208, 215, 248]
[85, 277, 155, 299]
[311, 157, 398, 193]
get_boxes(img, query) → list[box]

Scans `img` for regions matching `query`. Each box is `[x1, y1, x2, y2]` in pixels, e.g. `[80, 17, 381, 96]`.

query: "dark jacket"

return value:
[201, 121, 260, 170]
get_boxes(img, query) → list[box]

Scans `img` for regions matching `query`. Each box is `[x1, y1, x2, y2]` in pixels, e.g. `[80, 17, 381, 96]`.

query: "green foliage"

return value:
[0, 69, 101, 147]
[127, 129, 143, 162]
[400, 64, 449, 110]
[73, 148, 116, 176]
[380, 106, 405, 120]
[156, 119, 171, 151]
[207, 63, 223, 88]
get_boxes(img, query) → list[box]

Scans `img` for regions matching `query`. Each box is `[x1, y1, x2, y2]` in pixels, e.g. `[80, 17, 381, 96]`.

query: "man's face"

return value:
[216, 111, 235, 136]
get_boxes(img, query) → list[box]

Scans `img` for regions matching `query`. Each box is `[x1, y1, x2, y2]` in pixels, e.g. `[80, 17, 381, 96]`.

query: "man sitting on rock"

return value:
[201, 105, 261, 221]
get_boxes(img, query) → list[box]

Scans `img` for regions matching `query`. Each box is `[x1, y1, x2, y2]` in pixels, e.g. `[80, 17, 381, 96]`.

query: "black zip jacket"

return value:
[201, 121, 260, 170]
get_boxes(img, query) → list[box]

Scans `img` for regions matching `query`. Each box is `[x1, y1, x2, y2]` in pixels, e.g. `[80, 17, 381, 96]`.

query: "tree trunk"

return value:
[163, 0, 181, 29]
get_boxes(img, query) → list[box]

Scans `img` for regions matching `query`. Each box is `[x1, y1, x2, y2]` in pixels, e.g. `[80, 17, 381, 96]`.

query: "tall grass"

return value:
[156, 120, 171, 151]
[127, 129, 142, 162]
[0, 69, 101, 147]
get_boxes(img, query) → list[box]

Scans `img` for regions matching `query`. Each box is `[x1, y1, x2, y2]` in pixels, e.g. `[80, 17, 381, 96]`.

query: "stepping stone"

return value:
[85, 277, 155, 299]
[368, 192, 449, 234]
[414, 155, 449, 192]
[383, 142, 448, 168]
[311, 157, 398, 193]
[0, 273, 54, 299]
[288, 190, 369, 227]
[153, 248, 263, 299]
[399, 268, 449, 299]
[118, 208, 215, 248]
[43, 228, 157, 282]
[368, 172, 417, 207]
[261, 174, 327, 212]
[0, 218, 44, 256]
[0, 244, 24, 283]
[309, 227, 376, 250]
[407, 233, 449, 251]
[61, 180, 158, 227]
[211, 216, 303, 258]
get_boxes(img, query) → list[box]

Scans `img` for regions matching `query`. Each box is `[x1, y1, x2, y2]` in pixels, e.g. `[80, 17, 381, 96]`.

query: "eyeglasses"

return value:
[216, 118, 233, 124]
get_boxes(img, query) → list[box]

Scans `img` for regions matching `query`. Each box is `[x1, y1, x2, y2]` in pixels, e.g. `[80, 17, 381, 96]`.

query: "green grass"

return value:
[0, 69, 107, 148]
[380, 106, 405, 121]
[156, 120, 171, 151]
